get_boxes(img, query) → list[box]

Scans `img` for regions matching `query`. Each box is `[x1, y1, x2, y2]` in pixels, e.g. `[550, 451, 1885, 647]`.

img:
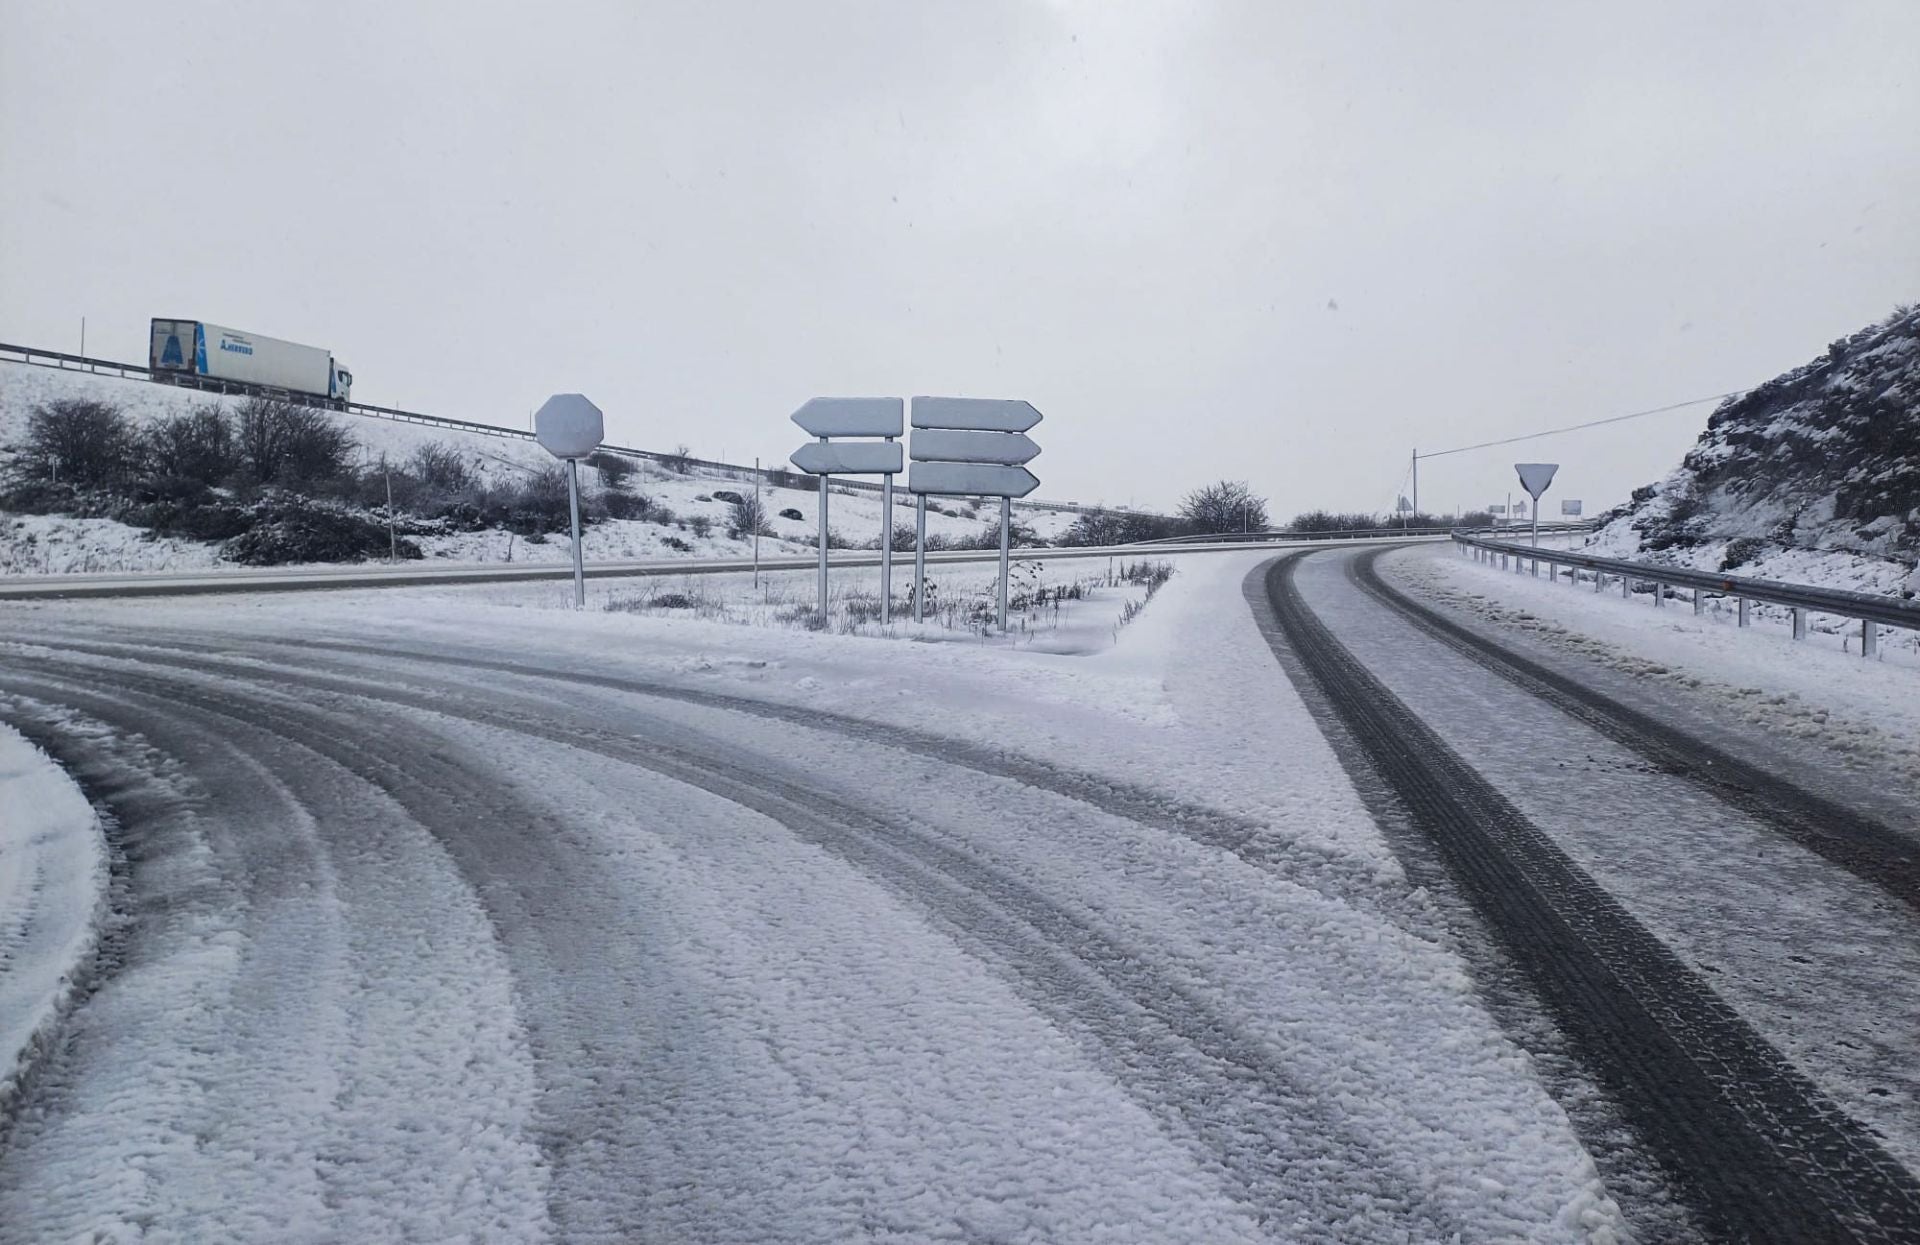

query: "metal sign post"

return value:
[565, 458, 585, 604]
[908, 397, 1043, 632]
[1514, 462, 1560, 549]
[534, 393, 605, 609]
[789, 397, 906, 628]
[817, 452, 829, 625]
[913, 495, 928, 622]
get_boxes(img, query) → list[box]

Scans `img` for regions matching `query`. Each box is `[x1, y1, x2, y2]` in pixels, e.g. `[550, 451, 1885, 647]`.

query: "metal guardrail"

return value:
[0, 341, 1153, 521]
[1453, 532, 1920, 656]
[1133, 522, 1593, 547]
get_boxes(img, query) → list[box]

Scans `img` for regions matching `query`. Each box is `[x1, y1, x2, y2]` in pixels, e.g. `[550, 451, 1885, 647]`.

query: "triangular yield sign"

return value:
[1514, 462, 1559, 499]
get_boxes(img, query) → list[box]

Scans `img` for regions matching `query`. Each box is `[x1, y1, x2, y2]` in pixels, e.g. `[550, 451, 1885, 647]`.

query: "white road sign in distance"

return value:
[535, 394, 604, 460]
[1562, 499, 1583, 516]
[1514, 462, 1559, 499]
[910, 396, 1043, 433]
[789, 441, 904, 475]
[908, 462, 1040, 498]
[791, 396, 905, 438]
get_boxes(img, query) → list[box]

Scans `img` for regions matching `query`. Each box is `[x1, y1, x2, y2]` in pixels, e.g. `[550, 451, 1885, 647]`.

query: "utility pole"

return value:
[1411, 448, 1418, 525]
[383, 455, 397, 563]
[80, 316, 86, 356]
[752, 456, 761, 589]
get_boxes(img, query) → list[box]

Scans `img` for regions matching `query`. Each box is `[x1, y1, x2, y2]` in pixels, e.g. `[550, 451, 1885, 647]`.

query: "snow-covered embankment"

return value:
[0, 722, 106, 1111]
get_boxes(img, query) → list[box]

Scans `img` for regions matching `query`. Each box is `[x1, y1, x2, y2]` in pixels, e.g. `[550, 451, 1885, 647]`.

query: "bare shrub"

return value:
[21, 399, 138, 485]
[235, 397, 356, 484]
[408, 441, 474, 492]
[591, 450, 635, 490]
[144, 406, 237, 484]
[727, 492, 771, 538]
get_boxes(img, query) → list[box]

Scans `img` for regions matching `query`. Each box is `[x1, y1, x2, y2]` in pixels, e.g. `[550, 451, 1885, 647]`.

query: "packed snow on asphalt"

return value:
[0, 549, 1631, 1242]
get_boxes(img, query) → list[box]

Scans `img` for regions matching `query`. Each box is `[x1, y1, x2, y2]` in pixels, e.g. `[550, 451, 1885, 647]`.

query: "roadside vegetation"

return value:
[1, 396, 645, 566]
[3, 400, 1488, 570]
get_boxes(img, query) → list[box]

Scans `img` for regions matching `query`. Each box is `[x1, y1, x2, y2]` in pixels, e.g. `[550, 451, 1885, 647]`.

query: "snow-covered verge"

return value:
[447, 552, 1172, 653]
[0, 362, 1081, 575]
[1401, 543, 1920, 791]
[0, 718, 107, 1114]
[1584, 303, 1920, 594]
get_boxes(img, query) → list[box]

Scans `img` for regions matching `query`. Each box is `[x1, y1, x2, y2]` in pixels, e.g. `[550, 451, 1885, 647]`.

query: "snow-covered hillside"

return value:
[1588, 305, 1920, 594]
[0, 363, 1081, 575]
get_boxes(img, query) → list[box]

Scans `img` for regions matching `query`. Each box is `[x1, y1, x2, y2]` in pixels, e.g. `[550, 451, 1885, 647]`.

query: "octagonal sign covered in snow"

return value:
[536, 393, 605, 460]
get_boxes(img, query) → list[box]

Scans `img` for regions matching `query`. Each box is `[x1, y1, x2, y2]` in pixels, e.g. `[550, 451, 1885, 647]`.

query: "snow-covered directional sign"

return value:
[908, 395, 1046, 630]
[910, 396, 1042, 433]
[789, 440, 903, 475]
[1514, 462, 1559, 499]
[1561, 499, 1583, 516]
[910, 428, 1040, 466]
[535, 393, 604, 460]
[788, 396, 907, 626]
[791, 396, 904, 439]
[908, 462, 1040, 498]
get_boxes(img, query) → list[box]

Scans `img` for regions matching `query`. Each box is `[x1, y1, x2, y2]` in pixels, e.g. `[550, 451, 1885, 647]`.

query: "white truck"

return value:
[149, 319, 353, 405]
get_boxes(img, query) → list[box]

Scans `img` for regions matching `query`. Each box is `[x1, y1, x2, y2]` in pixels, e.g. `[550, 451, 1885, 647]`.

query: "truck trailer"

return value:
[149, 319, 353, 405]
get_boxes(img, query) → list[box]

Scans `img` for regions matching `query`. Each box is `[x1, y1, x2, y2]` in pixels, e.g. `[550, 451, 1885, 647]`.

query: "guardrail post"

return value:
[1693, 590, 1705, 615]
[1791, 608, 1807, 640]
[1594, 571, 1604, 593]
[1738, 598, 1750, 627]
[1863, 620, 1879, 658]
[1654, 581, 1664, 608]
[1622, 575, 1631, 599]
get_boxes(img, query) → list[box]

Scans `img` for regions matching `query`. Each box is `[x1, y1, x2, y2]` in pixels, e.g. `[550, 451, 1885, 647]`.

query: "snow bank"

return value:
[0, 717, 107, 1114]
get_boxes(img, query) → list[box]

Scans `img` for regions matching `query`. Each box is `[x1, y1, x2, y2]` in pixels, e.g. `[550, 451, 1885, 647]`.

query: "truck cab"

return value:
[331, 364, 353, 405]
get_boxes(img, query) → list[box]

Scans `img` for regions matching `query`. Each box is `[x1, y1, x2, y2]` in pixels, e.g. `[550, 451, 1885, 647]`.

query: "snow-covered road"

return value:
[0, 554, 1621, 1242]
[1270, 545, 1920, 1242]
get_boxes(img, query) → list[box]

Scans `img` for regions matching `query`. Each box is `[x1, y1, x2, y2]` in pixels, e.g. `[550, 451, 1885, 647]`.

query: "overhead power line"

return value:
[1416, 390, 1746, 461]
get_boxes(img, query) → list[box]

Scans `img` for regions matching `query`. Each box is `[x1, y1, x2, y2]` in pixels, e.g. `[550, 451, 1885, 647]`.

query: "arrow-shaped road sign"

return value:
[911, 396, 1042, 433]
[1514, 462, 1559, 499]
[908, 462, 1040, 498]
[791, 396, 905, 439]
[909, 428, 1040, 466]
[790, 440, 904, 476]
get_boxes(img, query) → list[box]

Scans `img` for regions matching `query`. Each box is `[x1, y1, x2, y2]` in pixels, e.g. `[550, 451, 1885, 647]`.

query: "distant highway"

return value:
[0, 534, 1442, 600]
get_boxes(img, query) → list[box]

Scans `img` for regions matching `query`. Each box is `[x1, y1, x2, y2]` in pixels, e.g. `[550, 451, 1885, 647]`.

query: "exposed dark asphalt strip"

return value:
[1256, 551, 1920, 1244]
[0, 648, 1458, 1241]
[1350, 547, 1920, 913]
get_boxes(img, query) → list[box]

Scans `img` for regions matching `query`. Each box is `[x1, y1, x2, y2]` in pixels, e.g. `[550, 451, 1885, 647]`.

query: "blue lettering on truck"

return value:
[219, 337, 253, 355]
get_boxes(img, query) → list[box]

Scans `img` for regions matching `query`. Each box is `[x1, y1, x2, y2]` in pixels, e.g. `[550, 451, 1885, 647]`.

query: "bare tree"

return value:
[1179, 480, 1268, 534]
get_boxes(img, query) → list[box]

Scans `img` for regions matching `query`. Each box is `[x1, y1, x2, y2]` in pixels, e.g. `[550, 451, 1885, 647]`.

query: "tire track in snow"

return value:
[1259, 550, 1920, 1243]
[0, 671, 551, 1243]
[19, 625, 1407, 923]
[1350, 547, 1920, 913]
[7, 637, 1467, 1241]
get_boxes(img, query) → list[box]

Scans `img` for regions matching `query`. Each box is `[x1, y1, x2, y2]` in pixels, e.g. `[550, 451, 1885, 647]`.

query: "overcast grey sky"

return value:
[3, 1, 1915, 514]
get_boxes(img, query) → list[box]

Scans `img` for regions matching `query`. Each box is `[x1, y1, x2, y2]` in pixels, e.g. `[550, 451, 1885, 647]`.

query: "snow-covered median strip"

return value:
[0, 720, 107, 1113]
